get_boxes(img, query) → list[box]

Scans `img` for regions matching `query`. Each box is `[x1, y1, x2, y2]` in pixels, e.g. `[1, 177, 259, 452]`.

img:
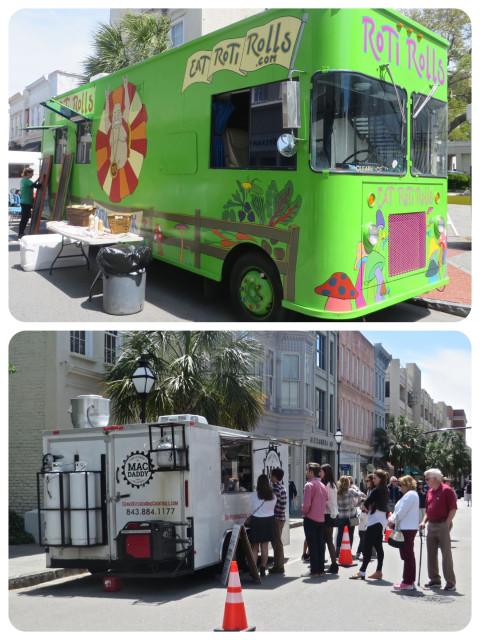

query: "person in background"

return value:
[388, 476, 402, 514]
[289, 479, 298, 512]
[350, 469, 389, 581]
[320, 464, 339, 573]
[419, 468, 457, 591]
[301, 462, 327, 578]
[417, 480, 427, 523]
[18, 168, 41, 240]
[248, 474, 277, 577]
[269, 468, 287, 574]
[388, 475, 419, 590]
[464, 480, 472, 506]
[335, 475, 364, 556]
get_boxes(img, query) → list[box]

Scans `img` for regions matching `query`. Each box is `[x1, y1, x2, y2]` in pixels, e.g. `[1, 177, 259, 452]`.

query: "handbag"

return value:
[244, 500, 265, 527]
[387, 526, 405, 548]
[349, 515, 360, 526]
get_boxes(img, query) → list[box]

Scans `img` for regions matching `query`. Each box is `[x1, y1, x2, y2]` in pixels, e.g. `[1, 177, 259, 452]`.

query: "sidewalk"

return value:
[9, 517, 305, 590]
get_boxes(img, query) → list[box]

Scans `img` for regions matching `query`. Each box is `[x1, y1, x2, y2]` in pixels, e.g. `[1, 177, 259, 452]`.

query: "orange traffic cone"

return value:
[214, 561, 256, 632]
[384, 514, 392, 541]
[338, 526, 355, 566]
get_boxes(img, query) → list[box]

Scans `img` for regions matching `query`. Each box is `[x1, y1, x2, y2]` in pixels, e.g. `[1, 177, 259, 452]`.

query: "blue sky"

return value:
[362, 331, 472, 438]
[8, 8, 111, 96]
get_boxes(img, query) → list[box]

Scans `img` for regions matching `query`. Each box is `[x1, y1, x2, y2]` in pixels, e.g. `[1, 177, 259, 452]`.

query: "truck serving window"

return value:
[211, 81, 296, 170]
[220, 437, 253, 492]
[311, 71, 407, 175]
[411, 94, 447, 177]
[76, 122, 92, 164]
[55, 127, 68, 164]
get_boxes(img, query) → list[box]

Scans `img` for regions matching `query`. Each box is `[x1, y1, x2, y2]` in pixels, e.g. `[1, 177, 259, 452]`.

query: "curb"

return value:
[410, 297, 471, 318]
[9, 568, 88, 590]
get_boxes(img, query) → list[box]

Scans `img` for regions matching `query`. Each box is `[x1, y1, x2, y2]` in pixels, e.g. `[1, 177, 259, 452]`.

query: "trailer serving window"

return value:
[211, 81, 296, 170]
[220, 436, 253, 492]
[411, 94, 448, 177]
[311, 71, 407, 175]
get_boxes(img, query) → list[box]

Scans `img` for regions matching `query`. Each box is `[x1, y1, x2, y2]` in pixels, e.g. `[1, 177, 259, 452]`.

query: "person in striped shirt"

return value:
[269, 468, 287, 574]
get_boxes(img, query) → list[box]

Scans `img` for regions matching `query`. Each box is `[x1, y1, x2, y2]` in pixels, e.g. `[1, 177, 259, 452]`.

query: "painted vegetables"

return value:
[222, 179, 301, 227]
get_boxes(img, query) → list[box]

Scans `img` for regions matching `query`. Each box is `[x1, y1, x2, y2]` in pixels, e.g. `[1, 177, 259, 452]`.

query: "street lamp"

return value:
[334, 427, 343, 478]
[131, 354, 156, 423]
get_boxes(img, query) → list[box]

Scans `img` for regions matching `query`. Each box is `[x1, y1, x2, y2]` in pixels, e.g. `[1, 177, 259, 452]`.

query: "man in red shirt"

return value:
[301, 462, 327, 578]
[419, 468, 457, 591]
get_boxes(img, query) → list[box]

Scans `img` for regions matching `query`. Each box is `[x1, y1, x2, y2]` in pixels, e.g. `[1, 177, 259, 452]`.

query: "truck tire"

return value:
[229, 252, 287, 321]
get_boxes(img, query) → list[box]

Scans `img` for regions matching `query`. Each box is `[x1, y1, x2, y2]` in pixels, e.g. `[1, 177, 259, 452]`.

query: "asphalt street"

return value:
[7, 204, 471, 323]
[9, 499, 472, 633]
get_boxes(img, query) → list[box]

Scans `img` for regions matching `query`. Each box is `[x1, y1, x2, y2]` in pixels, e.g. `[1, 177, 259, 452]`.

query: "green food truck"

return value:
[40, 8, 450, 321]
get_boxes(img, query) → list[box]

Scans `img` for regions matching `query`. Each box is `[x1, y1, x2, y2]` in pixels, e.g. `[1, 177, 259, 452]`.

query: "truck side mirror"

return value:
[277, 133, 298, 158]
[281, 81, 301, 129]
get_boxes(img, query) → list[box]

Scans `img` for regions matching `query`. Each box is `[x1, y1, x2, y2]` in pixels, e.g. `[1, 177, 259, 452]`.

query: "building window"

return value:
[76, 123, 92, 164]
[305, 356, 312, 410]
[329, 340, 335, 376]
[329, 393, 334, 433]
[264, 349, 274, 406]
[211, 81, 297, 170]
[104, 331, 119, 364]
[281, 353, 299, 407]
[170, 20, 184, 47]
[70, 331, 86, 355]
[315, 388, 326, 430]
[316, 333, 326, 370]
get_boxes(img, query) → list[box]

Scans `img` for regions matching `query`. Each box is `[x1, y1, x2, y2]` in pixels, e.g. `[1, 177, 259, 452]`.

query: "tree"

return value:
[374, 416, 426, 475]
[103, 331, 265, 429]
[400, 9, 471, 139]
[82, 12, 171, 78]
[425, 430, 471, 480]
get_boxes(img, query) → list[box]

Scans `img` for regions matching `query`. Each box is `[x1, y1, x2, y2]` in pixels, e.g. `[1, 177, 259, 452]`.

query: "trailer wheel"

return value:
[229, 252, 287, 321]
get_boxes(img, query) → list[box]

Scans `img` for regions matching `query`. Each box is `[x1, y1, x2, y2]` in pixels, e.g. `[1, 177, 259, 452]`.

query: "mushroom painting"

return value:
[364, 250, 387, 303]
[174, 223, 189, 263]
[314, 272, 358, 312]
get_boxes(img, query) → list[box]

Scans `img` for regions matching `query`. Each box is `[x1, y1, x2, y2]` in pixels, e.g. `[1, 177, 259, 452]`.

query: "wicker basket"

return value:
[67, 205, 96, 227]
[107, 212, 134, 234]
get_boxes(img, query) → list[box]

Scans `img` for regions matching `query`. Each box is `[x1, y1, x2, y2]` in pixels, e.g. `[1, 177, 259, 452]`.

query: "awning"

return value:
[21, 125, 65, 131]
[41, 98, 92, 124]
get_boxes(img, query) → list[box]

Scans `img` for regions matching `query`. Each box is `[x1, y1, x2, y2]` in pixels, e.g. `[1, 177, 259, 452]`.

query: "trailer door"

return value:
[108, 429, 185, 557]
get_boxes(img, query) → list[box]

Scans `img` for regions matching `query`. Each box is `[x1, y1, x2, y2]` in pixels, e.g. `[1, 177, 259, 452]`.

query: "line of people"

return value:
[247, 464, 458, 592]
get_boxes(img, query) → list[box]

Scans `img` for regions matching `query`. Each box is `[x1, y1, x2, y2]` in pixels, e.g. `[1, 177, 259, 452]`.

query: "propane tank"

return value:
[70, 461, 97, 545]
[44, 463, 71, 545]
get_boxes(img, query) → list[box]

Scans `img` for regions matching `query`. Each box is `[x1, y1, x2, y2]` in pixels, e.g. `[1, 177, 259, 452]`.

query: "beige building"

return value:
[110, 8, 264, 47]
[386, 359, 448, 431]
[9, 331, 121, 516]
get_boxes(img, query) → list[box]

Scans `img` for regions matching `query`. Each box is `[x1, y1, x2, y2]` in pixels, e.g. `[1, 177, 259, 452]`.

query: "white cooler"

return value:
[20, 234, 89, 271]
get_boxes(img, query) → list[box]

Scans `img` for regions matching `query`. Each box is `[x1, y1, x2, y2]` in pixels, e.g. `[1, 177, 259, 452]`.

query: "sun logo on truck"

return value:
[95, 76, 148, 203]
[121, 451, 154, 488]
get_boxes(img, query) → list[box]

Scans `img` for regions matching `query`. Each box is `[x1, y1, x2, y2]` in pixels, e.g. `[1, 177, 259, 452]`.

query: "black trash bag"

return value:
[97, 244, 152, 275]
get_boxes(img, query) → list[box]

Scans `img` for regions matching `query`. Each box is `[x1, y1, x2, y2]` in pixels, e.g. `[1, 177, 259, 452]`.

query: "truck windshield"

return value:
[411, 94, 448, 177]
[311, 71, 407, 175]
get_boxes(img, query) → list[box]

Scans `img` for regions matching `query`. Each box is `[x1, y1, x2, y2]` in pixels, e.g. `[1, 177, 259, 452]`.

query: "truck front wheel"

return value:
[229, 253, 286, 322]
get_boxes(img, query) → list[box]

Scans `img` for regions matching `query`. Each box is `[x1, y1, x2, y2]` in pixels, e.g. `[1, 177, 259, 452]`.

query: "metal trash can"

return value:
[97, 244, 152, 315]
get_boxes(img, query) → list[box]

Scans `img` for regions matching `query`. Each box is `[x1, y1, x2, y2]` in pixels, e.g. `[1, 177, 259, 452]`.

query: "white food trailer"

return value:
[38, 407, 290, 577]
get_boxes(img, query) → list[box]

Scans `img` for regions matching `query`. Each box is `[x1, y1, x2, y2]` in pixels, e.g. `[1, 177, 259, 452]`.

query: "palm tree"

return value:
[103, 331, 265, 429]
[82, 12, 171, 78]
[374, 416, 426, 475]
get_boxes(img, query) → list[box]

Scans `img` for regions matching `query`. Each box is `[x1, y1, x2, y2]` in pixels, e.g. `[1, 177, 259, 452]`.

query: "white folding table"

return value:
[46, 220, 143, 301]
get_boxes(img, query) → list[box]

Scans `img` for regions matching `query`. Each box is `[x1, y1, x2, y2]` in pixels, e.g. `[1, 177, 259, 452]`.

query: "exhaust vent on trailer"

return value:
[157, 414, 208, 424]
